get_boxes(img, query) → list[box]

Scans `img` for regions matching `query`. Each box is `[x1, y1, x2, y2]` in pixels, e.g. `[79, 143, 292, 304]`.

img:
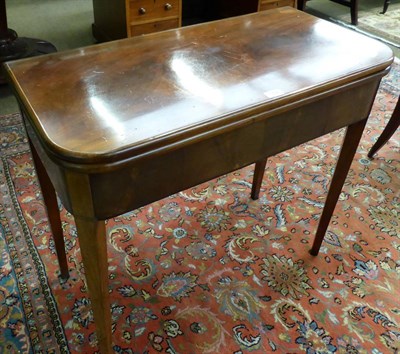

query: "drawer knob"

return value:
[164, 3, 172, 10]
[138, 7, 146, 15]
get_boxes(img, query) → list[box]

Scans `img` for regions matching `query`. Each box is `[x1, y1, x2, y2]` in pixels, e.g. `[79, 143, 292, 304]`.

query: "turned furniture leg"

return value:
[66, 172, 113, 353]
[28, 140, 69, 280]
[310, 119, 367, 255]
[368, 96, 400, 158]
[251, 158, 268, 200]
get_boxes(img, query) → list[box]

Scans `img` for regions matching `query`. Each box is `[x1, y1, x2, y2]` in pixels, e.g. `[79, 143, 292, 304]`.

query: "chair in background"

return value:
[368, 96, 400, 158]
[297, 0, 359, 25]
[381, 0, 391, 14]
[0, 0, 56, 83]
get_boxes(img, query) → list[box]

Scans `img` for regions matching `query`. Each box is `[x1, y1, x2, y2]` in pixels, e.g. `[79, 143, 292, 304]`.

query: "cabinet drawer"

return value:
[128, 0, 180, 23]
[129, 18, 179, 36]
[259, 0, 296, 10]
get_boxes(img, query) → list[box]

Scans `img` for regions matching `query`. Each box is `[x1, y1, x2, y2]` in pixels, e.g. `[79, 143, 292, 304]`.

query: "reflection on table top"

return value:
[5, 8, 393, 164]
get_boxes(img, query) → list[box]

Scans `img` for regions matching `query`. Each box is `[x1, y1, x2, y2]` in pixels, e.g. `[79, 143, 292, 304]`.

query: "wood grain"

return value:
[5, 9, 393, 353]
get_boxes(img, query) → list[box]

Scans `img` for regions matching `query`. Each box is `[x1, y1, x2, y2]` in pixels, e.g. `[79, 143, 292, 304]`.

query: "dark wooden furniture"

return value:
[0, 0, 56, 83]
[4, 8, 393, 353]
[298, 0, 358, 25]
[381, 0, 391, 14]
[368, 95, 400, 157]
[92, 0, 296, 41]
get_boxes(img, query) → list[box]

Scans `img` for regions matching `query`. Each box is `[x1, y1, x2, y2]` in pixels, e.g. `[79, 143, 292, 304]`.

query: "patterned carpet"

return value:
[0, 61, 399, 353]
[358, 7, 400, 47]
[336, 3, 400, 48]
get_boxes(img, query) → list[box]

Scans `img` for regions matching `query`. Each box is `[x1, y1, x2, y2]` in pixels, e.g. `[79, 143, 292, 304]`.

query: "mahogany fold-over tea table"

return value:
[4, 8, 393, 353]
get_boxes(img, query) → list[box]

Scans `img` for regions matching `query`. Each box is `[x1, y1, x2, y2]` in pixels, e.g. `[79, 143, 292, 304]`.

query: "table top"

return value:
[5, 7, 393, 165]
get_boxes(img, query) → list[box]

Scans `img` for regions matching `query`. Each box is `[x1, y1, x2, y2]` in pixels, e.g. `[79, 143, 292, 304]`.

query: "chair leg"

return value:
[251, 158, 268, 200]
[368, 96, 400, 158]
[381, 0, 390, 14]
[350, 0, 359, 25]
[29, 140, 69, 280]
[297, 0, 307, 11]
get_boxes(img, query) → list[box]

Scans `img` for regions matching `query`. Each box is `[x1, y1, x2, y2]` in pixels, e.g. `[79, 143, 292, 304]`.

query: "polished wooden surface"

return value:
[6, 8, 392, 165]
[5, 8, 393, 353]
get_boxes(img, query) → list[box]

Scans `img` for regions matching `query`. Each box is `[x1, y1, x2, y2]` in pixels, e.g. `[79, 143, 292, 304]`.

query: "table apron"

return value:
[23, 74, 381, 220]
[88, 76, 380, 219]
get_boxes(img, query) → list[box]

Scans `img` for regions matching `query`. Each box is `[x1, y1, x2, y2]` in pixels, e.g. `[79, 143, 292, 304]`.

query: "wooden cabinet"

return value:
[92, 0, 295, 42]
[258, 0, 296, 11]
[93, 0, 182, 41]
[127, 0, 181, 37]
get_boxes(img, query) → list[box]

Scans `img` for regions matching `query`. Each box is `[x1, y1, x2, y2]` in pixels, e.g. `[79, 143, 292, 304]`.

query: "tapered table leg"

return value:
[28, 140, 69, 280]
[310, 119, 367, 255]
[74, 216, 112, 353]
[66, 172, 113, 353]
[368, 96, 400, 158]
[251, 158, 268, 200]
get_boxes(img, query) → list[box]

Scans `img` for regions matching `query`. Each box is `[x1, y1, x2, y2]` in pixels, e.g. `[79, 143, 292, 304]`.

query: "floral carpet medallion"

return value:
[0, 62, 399, 353]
